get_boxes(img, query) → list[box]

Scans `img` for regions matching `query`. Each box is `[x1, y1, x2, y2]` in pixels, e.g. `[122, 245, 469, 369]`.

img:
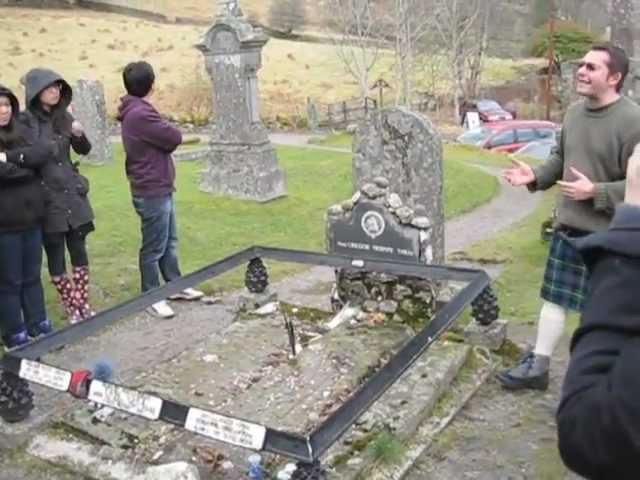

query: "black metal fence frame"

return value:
[1, 246, 491, 462]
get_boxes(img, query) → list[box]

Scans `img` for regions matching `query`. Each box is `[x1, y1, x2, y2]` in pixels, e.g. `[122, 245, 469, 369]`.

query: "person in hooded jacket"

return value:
[22, 68, 95, 324]
[0, 85, 54, 350]
[556, 147, 640, 479]
[118, 61, 203, 319]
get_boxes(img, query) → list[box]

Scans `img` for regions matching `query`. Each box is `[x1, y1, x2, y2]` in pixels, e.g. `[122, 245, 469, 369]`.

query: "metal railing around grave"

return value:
[0, 246, 498, 477]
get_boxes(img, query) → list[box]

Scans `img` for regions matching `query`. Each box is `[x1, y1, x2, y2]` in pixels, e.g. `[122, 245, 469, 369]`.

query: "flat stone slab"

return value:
[50, 304, 415, 476]
[3, 265, 487, 479]
[464, 319, 508, 351]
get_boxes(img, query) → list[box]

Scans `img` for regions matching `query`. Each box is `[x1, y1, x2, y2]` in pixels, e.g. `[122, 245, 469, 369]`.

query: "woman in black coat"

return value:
[0, 85, 53, 350]
[23, 68, 96, 324]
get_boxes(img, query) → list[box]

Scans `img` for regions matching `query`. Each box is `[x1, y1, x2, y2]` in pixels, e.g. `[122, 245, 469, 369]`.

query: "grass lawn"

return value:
[41, 143, 498, 325]
[311, 132, 545, 170]
[1, 7, 536, 121]
[465, 190, 579, 333]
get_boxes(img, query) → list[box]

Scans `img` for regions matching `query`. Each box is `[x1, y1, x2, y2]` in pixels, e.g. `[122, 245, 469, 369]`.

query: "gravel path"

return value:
[405, 324, 581, 480]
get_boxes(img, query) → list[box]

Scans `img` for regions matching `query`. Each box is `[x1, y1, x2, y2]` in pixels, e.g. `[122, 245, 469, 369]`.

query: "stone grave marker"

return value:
[72, 79, 113, 164]
[353, 108, 444, 263]
[196, 2, 287, 202]
[326, 177, 437, 319]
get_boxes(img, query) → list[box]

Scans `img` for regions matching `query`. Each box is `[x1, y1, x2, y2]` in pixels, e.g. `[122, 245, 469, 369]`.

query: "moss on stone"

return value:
[280, 302, 332, 324]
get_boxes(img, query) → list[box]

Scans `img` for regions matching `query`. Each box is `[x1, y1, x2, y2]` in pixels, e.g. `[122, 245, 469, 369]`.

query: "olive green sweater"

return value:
[532, 96, 640, 233]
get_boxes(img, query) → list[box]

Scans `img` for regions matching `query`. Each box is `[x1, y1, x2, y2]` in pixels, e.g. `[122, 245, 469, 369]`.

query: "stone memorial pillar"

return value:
[196, 0, 287, 202]
[72, 79, 113, 164]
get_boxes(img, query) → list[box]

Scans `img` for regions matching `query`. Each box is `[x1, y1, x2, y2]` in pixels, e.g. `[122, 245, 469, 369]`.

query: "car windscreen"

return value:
[516, 141, 554, 160]
[477, 100, 501, 111]
[458, 127, 493, 145]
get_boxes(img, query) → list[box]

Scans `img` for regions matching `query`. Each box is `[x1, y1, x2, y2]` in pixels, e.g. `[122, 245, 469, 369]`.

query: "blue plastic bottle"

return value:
[248, 453, 263, 480]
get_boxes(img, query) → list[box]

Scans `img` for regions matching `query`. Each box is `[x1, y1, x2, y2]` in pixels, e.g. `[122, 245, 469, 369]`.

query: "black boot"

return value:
[496, 351, 550, 391]
[0, 371, 33, 423]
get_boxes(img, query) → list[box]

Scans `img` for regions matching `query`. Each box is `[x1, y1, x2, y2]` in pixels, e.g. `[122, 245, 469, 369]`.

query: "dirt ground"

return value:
[406, 323, 582, 480]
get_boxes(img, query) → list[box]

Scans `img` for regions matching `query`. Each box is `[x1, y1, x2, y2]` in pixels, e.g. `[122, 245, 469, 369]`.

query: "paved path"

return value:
[405, 324, 581, 480]
[446, 165, 543, 255]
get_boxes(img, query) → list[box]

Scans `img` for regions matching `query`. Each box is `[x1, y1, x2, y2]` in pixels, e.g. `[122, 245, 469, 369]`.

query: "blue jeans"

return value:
[0, 228, 48, 338]
[132, 194, 182, 292]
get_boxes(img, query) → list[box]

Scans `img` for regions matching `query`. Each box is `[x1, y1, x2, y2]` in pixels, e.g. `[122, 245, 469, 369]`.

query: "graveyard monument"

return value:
[197, 0, 287, 202]
[72, 79, 113, 164]
[352, 108, 445, 264]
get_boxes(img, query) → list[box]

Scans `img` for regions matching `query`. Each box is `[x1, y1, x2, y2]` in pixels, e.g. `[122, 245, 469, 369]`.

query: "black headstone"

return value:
[329, 202, 420, 262]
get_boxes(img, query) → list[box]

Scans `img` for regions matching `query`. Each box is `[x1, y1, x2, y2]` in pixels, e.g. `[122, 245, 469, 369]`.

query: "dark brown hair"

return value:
[591, 43, 630, 93]
[0, 93, 26, 149]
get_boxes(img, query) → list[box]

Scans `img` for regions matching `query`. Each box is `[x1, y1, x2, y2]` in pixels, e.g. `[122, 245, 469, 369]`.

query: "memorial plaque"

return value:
[19, 360, 71, 391]
[330, 203, 420, 262]
[88, 381, 163, 420]
[185, 408, 267, 450]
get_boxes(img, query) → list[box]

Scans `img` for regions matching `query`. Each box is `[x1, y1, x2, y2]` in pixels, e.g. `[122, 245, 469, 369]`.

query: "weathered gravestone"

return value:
[72, 79, 113, 164]
[326, 177, 438, 322]
[196, 0, 287, 202]
[353, 108, 444, 264]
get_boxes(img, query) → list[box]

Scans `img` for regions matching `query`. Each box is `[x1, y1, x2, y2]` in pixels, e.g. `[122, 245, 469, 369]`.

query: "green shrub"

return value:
[529, 20, 602, 63]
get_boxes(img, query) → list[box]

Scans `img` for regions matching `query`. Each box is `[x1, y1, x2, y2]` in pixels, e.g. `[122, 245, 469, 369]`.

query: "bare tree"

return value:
[464, 1, 491, 101]
[388, 0, 432, 106]
[415, 47, 448, 117]
[328, 0, 383, 102]
[431, 0, 482, 124]
[610, 0, 635, 57]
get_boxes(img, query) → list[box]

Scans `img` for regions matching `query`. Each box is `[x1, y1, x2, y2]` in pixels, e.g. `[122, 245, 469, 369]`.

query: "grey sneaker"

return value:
[147, 300, 175, 319]
[496, 352, 550, 391]
[168, 288, 204, 301]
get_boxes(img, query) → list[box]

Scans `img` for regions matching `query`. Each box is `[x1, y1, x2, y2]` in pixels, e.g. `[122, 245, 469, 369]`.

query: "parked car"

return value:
[457, 120, 559, 153]
[460, 99, 513, 123]
[513, 138, 557, 161]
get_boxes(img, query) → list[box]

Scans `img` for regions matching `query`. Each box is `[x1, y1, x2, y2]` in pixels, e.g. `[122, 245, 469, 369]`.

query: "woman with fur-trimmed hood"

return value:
[22, 68, 95, 324]
[0, 84, 54, 352]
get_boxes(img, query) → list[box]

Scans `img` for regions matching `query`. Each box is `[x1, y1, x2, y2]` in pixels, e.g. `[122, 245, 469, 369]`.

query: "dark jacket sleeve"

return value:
[0, 161, 36, 183]
[557, 249, 640, 480]
[71, 133, 92, 156]
[558, 336, 640, 480]
[136, 107, 182, 153]
[6, 141, 54, 169]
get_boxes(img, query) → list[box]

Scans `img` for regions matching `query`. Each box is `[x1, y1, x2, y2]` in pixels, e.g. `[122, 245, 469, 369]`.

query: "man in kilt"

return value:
[498, 43, 640, 391]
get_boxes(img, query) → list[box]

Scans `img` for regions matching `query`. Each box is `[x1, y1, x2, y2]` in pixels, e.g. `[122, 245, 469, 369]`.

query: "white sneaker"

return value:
[168, 288, 204, 301]
[148, 300, 175, 318]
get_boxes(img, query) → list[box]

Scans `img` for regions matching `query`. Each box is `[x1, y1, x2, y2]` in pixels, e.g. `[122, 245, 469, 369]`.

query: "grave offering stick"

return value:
[281, 306, 298, 358]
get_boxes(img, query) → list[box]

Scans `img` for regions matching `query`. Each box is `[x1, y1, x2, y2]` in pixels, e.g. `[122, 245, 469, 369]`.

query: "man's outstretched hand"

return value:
[557, 167, 595, 200]
[503, 158, 535, 187]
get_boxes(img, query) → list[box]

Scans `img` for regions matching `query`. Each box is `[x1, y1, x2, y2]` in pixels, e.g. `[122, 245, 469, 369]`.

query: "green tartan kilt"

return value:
[540, 231, 589, 312]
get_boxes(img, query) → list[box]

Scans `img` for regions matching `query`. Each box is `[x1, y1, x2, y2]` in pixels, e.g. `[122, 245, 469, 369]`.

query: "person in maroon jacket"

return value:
[118, 61, 203, 318]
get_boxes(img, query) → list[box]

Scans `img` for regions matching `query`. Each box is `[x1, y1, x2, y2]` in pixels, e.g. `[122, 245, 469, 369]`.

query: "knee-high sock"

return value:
[533, 301, 567, 357]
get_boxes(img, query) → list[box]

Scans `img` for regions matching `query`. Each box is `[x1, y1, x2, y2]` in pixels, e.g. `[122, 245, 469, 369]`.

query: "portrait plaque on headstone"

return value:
[331, 202, 420, 262]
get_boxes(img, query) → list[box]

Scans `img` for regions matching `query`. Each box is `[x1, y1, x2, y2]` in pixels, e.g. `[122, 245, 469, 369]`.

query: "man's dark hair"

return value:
[591, 43, 630, 93]
[122, 61, 155, 98]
